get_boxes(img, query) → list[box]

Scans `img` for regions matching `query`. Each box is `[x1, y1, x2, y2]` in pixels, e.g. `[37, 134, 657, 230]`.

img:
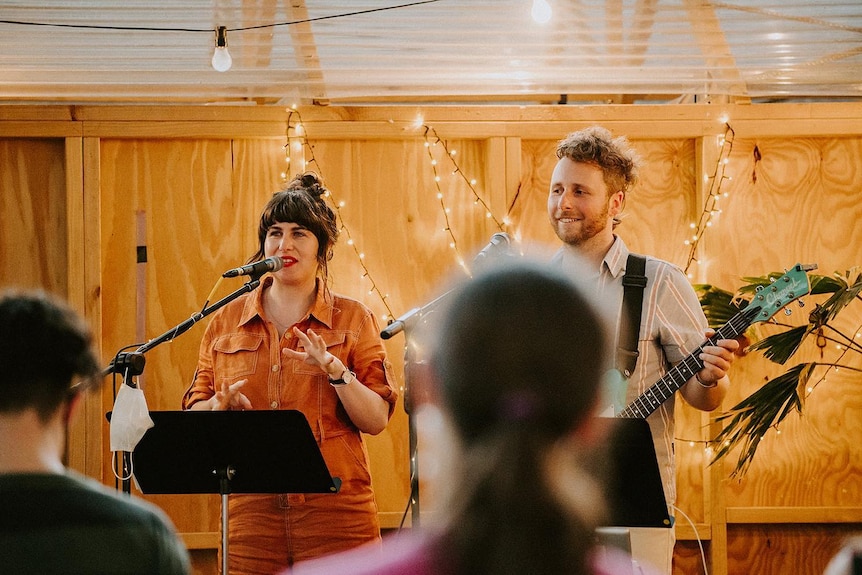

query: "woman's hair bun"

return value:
[295, 172, 327, 199]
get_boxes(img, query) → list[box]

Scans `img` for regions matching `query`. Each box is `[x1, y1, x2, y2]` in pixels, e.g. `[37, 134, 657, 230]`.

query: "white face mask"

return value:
[110, 383, 154, 453]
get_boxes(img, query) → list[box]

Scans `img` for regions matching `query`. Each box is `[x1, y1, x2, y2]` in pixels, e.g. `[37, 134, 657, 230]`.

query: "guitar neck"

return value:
[616, 306, 759, 419]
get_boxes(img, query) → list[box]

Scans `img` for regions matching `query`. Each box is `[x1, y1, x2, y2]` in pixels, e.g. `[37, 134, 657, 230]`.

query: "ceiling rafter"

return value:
[285, 0, 327, 104]
[683, 0, 749, 103]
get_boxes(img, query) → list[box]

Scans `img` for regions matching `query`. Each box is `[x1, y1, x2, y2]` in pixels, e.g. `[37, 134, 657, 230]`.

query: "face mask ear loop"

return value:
[111, 451, 134, 482]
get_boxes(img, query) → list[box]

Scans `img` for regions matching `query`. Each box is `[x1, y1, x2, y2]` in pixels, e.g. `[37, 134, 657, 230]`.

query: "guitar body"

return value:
[600, 368, 630, 417]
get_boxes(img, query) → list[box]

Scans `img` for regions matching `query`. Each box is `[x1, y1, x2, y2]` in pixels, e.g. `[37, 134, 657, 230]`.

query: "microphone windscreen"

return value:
[267, 256, 284, 272]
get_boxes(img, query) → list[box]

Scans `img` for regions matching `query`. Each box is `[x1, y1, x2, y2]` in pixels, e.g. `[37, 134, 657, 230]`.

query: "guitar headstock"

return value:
[748, 263, 816, 324]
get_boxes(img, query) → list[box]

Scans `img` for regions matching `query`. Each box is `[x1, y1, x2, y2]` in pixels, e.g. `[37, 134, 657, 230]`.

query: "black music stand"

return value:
[600, 417, 672, 529]
[589, 418, 673, 573]
[132, 410, 339, 575]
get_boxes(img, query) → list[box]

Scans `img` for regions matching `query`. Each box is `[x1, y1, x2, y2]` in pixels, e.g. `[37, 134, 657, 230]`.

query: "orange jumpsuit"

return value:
[182, 278, 398, 573]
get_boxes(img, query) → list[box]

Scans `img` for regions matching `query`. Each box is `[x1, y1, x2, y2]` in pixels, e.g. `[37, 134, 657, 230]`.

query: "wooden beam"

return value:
[181, 532, 219, 550]
[286, 0, 328, 103]
[65, 136, 86, 475]
[239, 0, 278, 71]
[727, 507, 862, 524]
[675, 522, 712, 541]
[0, 122, 82, 137]
[4, 102, 862, 140]
[82, 137, 104, 481]
[682, 0, 751, 103]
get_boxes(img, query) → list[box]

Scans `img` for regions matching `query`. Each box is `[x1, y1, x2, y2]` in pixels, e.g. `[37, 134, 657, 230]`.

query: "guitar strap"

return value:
[618, 253, 647, 378]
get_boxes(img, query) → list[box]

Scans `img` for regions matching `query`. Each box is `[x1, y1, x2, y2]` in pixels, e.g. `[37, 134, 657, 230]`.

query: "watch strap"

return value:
[329, 369, 355, 386]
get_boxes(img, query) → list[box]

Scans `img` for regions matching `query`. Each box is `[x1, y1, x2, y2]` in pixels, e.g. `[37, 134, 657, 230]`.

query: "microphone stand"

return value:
[104, 273, 268, 495]
[381, 288, 451, 529]
[382, 232, 513, 528]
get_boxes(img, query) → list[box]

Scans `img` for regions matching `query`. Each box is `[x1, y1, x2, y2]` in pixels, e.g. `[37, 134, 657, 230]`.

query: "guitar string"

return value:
[619, 306, 761, 418]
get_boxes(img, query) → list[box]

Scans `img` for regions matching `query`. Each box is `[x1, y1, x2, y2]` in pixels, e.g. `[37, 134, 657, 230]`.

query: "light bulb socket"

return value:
[215, 26, 228, 49]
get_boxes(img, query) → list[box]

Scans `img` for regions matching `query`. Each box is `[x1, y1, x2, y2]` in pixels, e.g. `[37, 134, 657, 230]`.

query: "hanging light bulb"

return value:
[212, 26, 232, 72]
[531, 0, 552, 24]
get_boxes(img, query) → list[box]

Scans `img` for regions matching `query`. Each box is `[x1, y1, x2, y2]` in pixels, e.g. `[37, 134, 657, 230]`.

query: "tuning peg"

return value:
[798, 299, 805, 308]
[784, 308, 793, 316]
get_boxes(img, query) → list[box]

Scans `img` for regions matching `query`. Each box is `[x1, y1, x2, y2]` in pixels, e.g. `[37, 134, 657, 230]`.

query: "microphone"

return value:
[473, 232, 512, 263]
[222, 256, 284, 278]
[380, 307, 419, 340]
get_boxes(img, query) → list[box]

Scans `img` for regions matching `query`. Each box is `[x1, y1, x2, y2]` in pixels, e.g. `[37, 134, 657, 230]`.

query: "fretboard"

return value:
[616, 305, 759, 419]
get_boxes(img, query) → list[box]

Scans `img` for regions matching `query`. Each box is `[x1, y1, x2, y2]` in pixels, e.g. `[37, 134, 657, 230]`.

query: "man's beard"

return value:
[553, 207, 610, 247]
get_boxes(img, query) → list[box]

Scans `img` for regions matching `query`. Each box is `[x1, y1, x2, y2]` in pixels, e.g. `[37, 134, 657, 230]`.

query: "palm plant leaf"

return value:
[808, 274, 845, 295]
[697, 266, 861, 476]
[811, 271, 862, 324]
[711, 363, 814, 477]
[746, 325, 809, 365]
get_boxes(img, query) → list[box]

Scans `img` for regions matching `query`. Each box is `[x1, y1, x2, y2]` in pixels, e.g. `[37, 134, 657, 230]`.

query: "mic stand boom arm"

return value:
[104, 275, 266, 377]
[380, 289, 451, 341]
[137, 276, 263, 355]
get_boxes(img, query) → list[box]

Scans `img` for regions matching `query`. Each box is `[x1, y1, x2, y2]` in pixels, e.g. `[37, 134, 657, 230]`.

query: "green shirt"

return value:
[0, 471, 190, 574]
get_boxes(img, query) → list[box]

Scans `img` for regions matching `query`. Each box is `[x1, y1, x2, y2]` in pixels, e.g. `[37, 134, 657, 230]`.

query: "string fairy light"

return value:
[281, 113, 512, 319]
[682, 439, 712, 458]
[684, 122, 736, 276]
[675, 432, 784, 461]
[283, 106, 394, 321]
[423, 125, 506, 230]
[800, 321, 862, 398]
[422, 126, 467, 273]
[421, 125, 508, 275]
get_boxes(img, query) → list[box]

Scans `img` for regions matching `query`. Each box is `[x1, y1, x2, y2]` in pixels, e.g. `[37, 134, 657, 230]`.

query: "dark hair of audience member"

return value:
[0, 289, 100, 421]
[428, 261, 610, 575]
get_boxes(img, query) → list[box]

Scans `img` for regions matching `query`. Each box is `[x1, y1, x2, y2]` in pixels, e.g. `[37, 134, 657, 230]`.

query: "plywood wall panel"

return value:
[99, 139, 241, 405]
[308, 137, 507, 309]
[722, 350, 862, 509]
[706, 137, 862, 287]
[511, 138, 559, 252]
[674, 540, 712, 575]
[626, 139, 698, 267]
[727, 525, 856, 575]
[0, 139, 67, 292]
[674, 406, 709, 522]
